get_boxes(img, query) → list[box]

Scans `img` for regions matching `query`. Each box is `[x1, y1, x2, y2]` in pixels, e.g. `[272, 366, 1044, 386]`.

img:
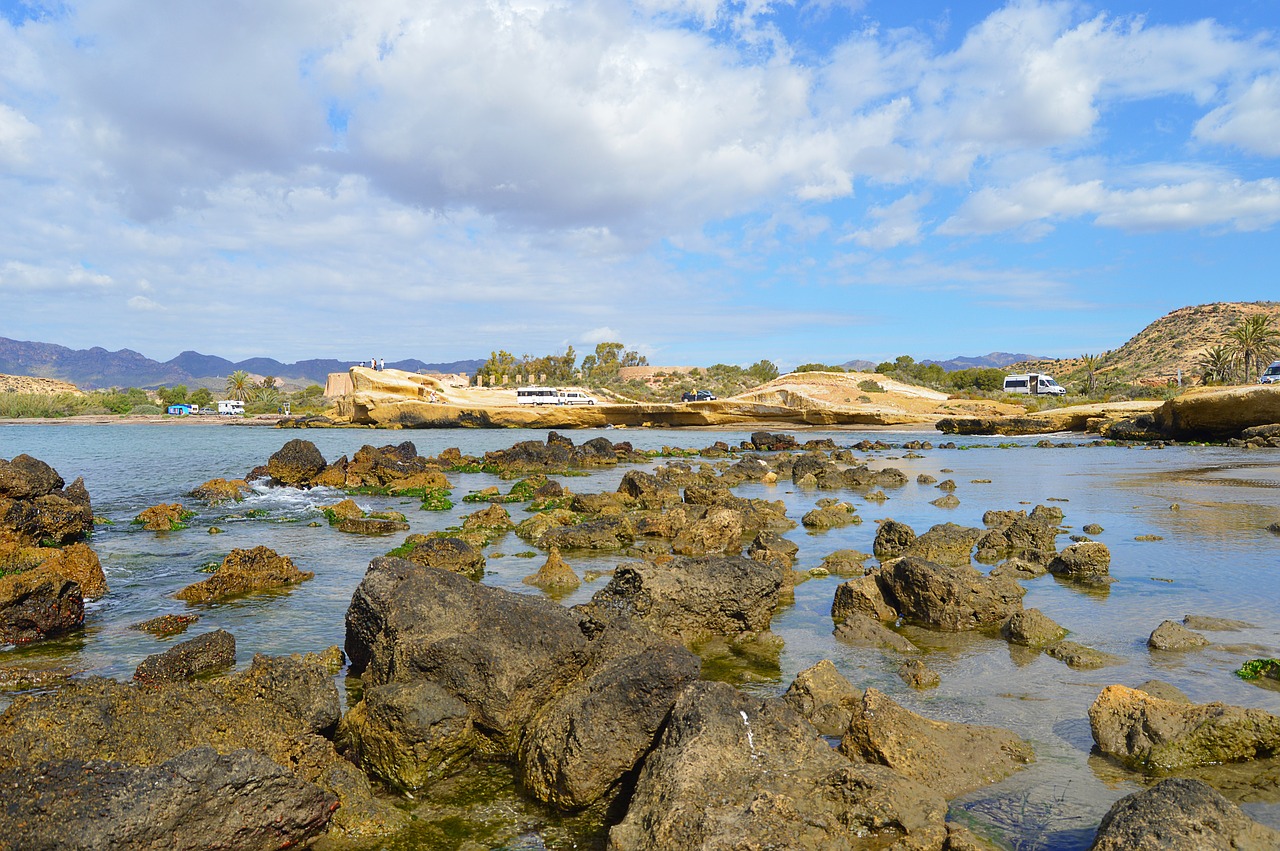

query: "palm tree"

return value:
[1227, 314, 1278, 383]
[225, 370, 252, 401]
[1080, 353, 1101, 396]
[1197, 344, 1237, 385]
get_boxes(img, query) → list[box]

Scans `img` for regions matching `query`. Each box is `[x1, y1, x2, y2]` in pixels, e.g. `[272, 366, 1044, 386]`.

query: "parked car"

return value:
[681, 390, 717, 402]
[1260, 361, 1280, 384]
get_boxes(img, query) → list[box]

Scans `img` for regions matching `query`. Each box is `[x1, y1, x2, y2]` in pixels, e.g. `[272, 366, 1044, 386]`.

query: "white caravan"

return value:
[516, 387, 597, 406]
[217, 399, 246, 415]
[1003, 373, 1067, 396]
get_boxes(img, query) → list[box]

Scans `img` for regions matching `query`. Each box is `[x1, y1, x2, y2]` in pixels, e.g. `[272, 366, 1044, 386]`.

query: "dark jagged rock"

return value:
[1001, 608, 1068, 647]
[1048, 541, 1112, 583]
[903, 522, 984, 565]
[266, 438, 327, 486]
[833, 613, 918, 653]
[873, 519, 916, 558]
[746, 530, 799, 569]
[342, 558, 698, 808]
[133, 629, 236, 684]
[0, 454, 64, 499]
[538, 515, 634, 550]
[878, 557, 1025, 631]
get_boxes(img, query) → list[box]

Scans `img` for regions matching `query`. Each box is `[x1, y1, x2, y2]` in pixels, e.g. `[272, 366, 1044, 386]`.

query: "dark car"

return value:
[681, 390, 717, 402]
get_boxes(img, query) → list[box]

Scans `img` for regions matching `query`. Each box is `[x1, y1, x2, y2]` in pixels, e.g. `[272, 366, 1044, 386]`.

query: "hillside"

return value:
[1009, 302, 1280, 390]
[0, 374, 82, 395]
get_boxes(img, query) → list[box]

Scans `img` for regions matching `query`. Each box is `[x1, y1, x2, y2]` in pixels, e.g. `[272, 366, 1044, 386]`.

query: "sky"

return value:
[1, 0, 1277, 369]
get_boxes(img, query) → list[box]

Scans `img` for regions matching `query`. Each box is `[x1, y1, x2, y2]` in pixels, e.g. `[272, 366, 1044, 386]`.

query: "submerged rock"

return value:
[1148, 619, 1209, 651]
[133, 502, 195, 531]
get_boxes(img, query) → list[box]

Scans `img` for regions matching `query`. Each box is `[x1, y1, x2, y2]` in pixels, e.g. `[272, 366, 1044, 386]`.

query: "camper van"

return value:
[516, 387, 597, 406]
[1261, 361, 1280, 384]
[1003, 373, 1067, 396]
[217, 399, 245, 416]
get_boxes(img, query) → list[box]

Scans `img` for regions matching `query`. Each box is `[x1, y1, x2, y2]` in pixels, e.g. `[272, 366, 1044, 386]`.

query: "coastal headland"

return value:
[338, 366, 1025, 429]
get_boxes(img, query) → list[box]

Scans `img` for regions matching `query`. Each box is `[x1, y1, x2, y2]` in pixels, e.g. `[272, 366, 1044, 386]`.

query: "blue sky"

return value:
[1, 0, 1277, 369]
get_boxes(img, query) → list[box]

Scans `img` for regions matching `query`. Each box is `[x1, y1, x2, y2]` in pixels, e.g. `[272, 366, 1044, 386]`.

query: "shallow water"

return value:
[3, 423, 1280, 849]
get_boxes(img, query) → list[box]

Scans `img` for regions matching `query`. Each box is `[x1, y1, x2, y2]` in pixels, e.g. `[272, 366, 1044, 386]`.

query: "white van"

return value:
[1261, 361, 1280, 384]
[217, 399, 246, 415]
[515, 387, 597, 406]
[1003, 373, 1067, 396]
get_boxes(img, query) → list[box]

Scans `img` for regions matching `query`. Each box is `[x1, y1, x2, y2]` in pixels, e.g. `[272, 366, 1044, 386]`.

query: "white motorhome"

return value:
[516, 387, 597, 406]
[1003, 373, 1067, 396]
[1260, 361, 1280, 384]
[217, 399, 246, 416]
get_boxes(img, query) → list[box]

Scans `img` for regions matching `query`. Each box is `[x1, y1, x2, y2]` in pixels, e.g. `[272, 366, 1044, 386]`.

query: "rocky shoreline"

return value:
[3, 434, 1280, 849]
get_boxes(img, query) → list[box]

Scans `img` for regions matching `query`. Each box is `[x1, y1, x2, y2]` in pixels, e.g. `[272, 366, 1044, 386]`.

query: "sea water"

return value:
[2, 422, 1279, 849]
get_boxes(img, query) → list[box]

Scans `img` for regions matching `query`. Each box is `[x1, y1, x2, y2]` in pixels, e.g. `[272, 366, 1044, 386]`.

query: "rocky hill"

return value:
[0, 374, 83, 395]
[1010, 302, 1280, 390]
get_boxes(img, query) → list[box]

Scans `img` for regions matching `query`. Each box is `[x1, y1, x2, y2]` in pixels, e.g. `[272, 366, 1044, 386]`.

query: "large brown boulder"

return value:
[342, 559, 698, 808]
[0, 566, 84, 644]
[1089, 684, 1280, 771]
[903, 523, 984, 565]
[1001, 608, 1068, 647]
[1090, 777, 1280, 850]
[1153, 384, 1280, 441]
[831, 571, 898, 623]
[609, 680, 951, 850]
[1048, 541, 1112, 582]
[781, 659, 862, 737]
[878, 557, 1025, 631]
[873, 519, 916, 558]
[175, 546, 313, 603]
[671, 507, 744, 556]
[975, 514, 1059, 562]
[0, 454, 63, 499]
[1, 489, 94, 546]
[538, 516, 634, 550]
[585, 554, 783, 644]
[840, 688, 1034, 798]
[266, 438, 327, 486]
[37, 541, 107, 599]
[189, 477, 250, 504]
[0, 746, 337, 850]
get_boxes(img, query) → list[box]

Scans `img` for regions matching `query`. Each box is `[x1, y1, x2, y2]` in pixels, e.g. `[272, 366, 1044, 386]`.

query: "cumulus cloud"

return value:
[126, 294, 164, 311]
[0, 0, 1278, 361]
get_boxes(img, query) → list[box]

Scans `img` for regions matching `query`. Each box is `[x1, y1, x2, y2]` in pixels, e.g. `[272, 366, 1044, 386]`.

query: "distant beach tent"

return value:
[166, 404, 194, 416]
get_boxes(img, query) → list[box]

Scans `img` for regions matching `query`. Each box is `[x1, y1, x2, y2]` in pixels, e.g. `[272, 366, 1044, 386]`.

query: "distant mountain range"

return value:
[0, 337, 483, 390]
[840, 352, 1043, 373]
[920, 352, 1045, 372]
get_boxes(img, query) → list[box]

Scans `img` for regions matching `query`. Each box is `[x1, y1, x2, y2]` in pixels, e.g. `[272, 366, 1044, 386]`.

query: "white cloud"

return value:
[941, 169, 1280, 234]
[846, 192, 928, 249]
[126, 294, 163, 311]
[1195, 74, 1280, 156]
[0, 261, 113, 292]
[0, 103, 38, 167]
[581, 326, 624, 345]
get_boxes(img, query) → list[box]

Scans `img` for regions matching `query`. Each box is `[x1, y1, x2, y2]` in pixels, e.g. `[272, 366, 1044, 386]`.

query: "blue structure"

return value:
[166, 404, 194, 416]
